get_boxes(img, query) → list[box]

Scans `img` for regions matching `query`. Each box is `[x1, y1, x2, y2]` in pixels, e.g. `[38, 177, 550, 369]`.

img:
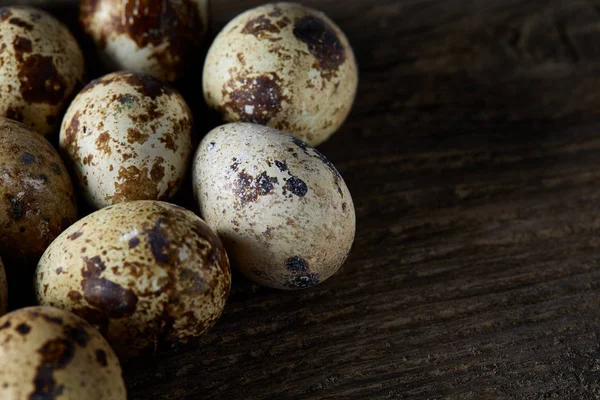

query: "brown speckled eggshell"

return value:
[59, 72, 194, 210]
[0, 117, 77, 274]
[0, 306, 126, 399]
[0, 6, 85, 136]
[192, 123, 355, 290]
[35, 201, 231, 359]
[80, 0, 209, 82]
[203, 2, 358, 146]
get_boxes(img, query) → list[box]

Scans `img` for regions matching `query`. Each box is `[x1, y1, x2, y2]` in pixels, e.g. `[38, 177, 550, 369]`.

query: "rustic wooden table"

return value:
[9, 0, 600, 398]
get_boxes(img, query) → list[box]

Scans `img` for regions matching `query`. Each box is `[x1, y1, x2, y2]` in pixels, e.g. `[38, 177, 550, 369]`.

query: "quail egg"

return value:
[0, 6, 85, 135]
[203, 2, 358, 146]
[60, 71, 194, 210]
[0, 117, 77, 276]
[81, 0, 209, 82]
[0, 306, 126, 399]
[35, 200, 231, 358]
[193, 123, 355, 289]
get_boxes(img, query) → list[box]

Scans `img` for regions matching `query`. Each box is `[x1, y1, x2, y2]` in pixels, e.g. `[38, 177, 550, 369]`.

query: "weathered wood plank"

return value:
[5, 0, 600, 398]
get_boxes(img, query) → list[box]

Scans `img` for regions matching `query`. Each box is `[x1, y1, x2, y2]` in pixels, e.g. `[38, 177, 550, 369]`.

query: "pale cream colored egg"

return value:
[193, 123, 355, 290]
[80, 0, 209, 82]
[0, 306, 126, 399]
[0, 6, 85, 135]
[35, 201, 231, 359]
[59, 72, 194, 210]
[203, 2, 358, 146]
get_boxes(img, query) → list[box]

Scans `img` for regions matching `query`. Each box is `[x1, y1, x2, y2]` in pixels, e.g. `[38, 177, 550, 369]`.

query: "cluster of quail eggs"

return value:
[0, 1, 357, 397]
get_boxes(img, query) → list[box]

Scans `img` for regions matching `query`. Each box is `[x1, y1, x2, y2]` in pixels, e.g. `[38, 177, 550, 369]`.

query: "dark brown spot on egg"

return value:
[159, 132, 177, 151]
[20, 152, 36, 164]
[9, 17, 33, 31]
[18, 54, 67, 105]
[150, 161, 165, 182]
[275, 160, 287, 171]
[64, 325, 89, 346]
[143, 218, 170, 264]
[68, 291, 82, 302]
[222, 73, 287, 125]
[128, 237, 140, 249]
[5, 105, 24, 122]
[81, 256, 138, 318]
[283, 176, 308, 197]
[234, 170, 279, 207]
[95, 349, 107, 367]
[285, 256, 308, 272]
[67, 231, 83, 241]
[5, 194, 24, 220]
[13, 36, 32, 62]
[95, 132, 111, 154]
[284, 273, 320, 289]
[127, 127, 149, 144]
[125, 72, 174, 100]
[30, 338, 75, 399]
[293, 16, 345, 80]
[112, 165, 163, 203]
[0, 321, 10, 330]
[16, 323, 30, 335]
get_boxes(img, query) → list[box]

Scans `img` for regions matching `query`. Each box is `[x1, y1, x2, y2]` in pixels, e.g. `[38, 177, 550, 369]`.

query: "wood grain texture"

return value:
[6, 0, 600, 398]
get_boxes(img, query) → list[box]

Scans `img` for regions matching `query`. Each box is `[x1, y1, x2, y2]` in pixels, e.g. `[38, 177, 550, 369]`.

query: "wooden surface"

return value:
[8, 0, 600, 398]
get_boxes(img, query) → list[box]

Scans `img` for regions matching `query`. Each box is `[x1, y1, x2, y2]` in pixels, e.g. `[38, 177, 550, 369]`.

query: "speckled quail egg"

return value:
[35, 200, 231, 358]
[0, 6, 85, 136]
[80, 0, 209, 82]
[0, 258, 7, 316]
[203, 2, 358, 147]
[0, 306, 126, 399]
[0, 117, 77, 276]
[60, 71, 194, 210]
[193, 123, 355, 290]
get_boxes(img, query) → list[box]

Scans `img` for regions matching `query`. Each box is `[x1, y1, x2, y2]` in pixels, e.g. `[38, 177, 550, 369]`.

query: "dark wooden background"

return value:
[8, 0, 600, 398]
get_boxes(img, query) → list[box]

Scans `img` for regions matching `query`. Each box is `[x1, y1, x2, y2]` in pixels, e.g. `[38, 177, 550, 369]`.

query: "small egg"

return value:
[193, 123, 355, 289]
[59, 72, 194, 210]
[0, 258, 7, 316]
[0, 306, 126, 399]
[203, 2, 358, 146]
[0, 117, 77, 275]
[0, 6, 85, 136]
[35, 201, 231, 358]
[81, 0, 209, 82]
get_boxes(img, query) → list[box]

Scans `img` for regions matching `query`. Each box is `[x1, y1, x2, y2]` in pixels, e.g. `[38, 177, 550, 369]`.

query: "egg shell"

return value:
[0, 117, 77, 275]
[59, 72, 194, 210]
[193, 123, 355, 289]
[0, 306, 126, 399]
[35, 200, 231, 359]
[0, 6, 85, 136]
[203, 2, 358, 147]
[0, 258, 7, 316]
[80, 0, 209, 82]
